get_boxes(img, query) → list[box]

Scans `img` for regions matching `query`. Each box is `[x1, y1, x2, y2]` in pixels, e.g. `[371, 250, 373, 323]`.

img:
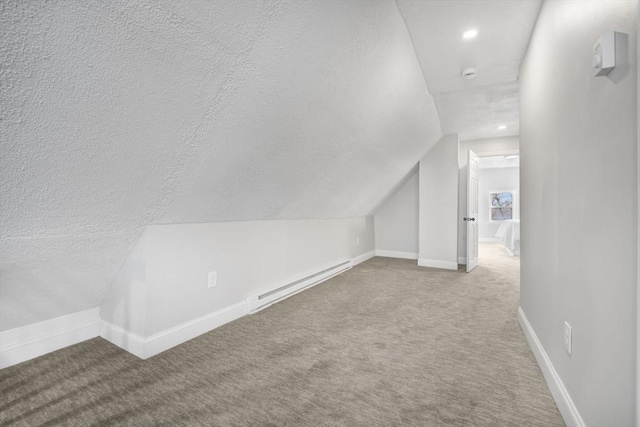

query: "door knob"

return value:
[463, 217, 476, 221]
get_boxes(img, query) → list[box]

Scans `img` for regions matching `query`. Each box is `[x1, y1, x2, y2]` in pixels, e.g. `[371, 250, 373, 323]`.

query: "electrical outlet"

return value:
[356, 237, 360, 246]
[208, 271, 217, 288]
[563, 321, 572, 355]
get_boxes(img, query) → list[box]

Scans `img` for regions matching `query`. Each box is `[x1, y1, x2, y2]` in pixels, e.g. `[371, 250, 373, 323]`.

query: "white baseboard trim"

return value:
[518, 307, 585, 427]
[479, 237, 500, 243]
[0, 308, 101, 369]
[375, 250, 418, 260]
[417, 258, 458, 270]
[101, 301, 248, 360]
[100, 321, 147, 359]
[458, 256, 467, 264]
[143, 301, 247, 358]
[353, 250, 376, 266]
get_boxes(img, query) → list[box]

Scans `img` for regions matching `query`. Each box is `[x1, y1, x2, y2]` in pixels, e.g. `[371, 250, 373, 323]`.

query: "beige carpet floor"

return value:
[0, 243, 564, 426]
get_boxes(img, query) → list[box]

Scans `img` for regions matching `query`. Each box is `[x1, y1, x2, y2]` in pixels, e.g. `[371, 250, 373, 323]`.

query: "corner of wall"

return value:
[418, 134, 459, 268]
[374, 167, 420, 256]
[99, 217, 375, 360]
[100, 229, 149, 338]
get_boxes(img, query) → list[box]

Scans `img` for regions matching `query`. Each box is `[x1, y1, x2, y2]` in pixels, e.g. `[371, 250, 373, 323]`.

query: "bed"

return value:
[494, 220, 520, 257]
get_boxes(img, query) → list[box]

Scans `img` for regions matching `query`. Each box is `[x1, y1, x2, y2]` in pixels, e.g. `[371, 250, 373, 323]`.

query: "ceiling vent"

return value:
[461, 68, 477, 79]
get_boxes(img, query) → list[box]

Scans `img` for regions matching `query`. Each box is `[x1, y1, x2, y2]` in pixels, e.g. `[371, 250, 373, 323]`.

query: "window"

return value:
[489, 191, 514, 221]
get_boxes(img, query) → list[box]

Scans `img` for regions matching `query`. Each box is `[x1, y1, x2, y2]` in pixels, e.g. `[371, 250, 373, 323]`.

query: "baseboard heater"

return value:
[247, 260, 353, 314]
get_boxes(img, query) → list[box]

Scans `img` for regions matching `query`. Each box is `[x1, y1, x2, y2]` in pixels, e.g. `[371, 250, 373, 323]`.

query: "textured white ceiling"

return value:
[0, 0, 442, 330]
[434, 81, 520, 141]
[396, 0, 541, 140]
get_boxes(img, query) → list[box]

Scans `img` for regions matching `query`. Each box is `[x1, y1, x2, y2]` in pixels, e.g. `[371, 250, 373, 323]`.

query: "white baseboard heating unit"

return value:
[246, 260, 352, 313]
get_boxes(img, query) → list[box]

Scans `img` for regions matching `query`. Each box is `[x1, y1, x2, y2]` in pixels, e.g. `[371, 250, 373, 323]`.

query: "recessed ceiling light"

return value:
[498, 125, 507, 130]
[462, 29, 478, 40]
[461, 68, 477, 79]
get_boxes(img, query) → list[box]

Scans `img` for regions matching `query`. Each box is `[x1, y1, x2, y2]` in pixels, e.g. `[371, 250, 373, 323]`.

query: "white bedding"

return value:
[494, 220, 520, 256]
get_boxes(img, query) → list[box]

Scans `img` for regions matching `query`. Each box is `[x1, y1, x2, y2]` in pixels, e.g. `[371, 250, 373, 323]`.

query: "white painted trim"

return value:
[518, 307, 586, 427]
[458, 257, 467, 264]
[2, 258, 357, 365]
[100, 301, 247, 359]
[0, 308, 101, 369]
[100, 320, 146, 359]
[637, 7, 640, 426]
[375, 250, 418, 260]
[475, 149, 519, 157]
[143, 301, 247, 358]
[417, 258, 458, 270]
[353, 250, 376, 266]
[479, 237, 501, 243]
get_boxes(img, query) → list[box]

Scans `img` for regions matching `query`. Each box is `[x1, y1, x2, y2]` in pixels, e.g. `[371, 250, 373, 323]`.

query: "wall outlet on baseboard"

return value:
[563, 321, 572, 355]
[208, 271, 218, 288]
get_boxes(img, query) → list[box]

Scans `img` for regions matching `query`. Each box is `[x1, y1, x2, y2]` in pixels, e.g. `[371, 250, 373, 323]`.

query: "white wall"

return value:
[478, 167, 520, 241]
[374, 167, 419, 258]
[520, 1, 637, 425]
[101, 231, 149, 337]
[458, 137, 519, 260]
[0, 0, 442, 332]
[101, 217, 374, 338]
[418, 135, 459, 270]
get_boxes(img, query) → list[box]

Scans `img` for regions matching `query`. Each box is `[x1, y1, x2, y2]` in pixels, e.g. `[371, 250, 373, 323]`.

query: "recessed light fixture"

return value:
[498, 125, 507, 130]
[461, 68, 477, 79]
[462, 29, 478, 40]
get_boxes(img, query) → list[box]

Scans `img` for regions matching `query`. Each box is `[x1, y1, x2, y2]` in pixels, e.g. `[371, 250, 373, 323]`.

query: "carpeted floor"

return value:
[0, 243, 564, 426]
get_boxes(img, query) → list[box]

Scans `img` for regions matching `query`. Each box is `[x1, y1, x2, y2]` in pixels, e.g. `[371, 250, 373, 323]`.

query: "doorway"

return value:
[459, 149, 520, 271]
[477, 153, 520, 259]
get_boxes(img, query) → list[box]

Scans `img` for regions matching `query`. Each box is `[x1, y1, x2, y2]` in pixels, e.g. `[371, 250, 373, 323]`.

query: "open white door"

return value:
[465, 150, 479, 272]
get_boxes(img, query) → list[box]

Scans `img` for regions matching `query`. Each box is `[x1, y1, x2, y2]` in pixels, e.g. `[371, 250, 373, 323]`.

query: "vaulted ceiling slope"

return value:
[396, 0, 541, 140]
[0, 0, 442, 329]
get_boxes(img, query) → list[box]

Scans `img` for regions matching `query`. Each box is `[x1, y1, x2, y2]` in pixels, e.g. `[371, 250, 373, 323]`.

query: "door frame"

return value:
[459, 147, 520, 267]
[466, 150, 480, 272]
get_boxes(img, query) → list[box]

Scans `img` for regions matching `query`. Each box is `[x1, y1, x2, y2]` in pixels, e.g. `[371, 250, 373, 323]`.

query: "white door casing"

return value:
[466, 149, 479, 272]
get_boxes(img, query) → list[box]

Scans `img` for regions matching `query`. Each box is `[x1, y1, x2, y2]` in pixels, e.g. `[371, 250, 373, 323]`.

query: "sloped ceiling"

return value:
[396, 0, 541, 140]
[0, 0, 442, 329]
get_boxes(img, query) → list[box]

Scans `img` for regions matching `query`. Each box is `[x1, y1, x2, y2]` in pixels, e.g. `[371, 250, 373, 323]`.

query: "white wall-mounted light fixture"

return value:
[462, 29, 478, 40]
[498, 125, 507, 130]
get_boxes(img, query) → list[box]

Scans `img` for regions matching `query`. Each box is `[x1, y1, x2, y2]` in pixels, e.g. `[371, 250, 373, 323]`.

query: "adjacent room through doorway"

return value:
[477, 154, 520, 267]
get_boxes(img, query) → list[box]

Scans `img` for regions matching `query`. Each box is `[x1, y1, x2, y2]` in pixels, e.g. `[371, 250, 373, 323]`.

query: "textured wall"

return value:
[520, 0, 637, 424]
[0, 0, 442, 330]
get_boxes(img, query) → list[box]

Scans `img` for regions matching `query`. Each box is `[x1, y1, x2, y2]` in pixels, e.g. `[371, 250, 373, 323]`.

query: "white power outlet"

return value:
[356, 237, 360, 246]
[563, 321, 572, 355]
[208, 271, 217, 288]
